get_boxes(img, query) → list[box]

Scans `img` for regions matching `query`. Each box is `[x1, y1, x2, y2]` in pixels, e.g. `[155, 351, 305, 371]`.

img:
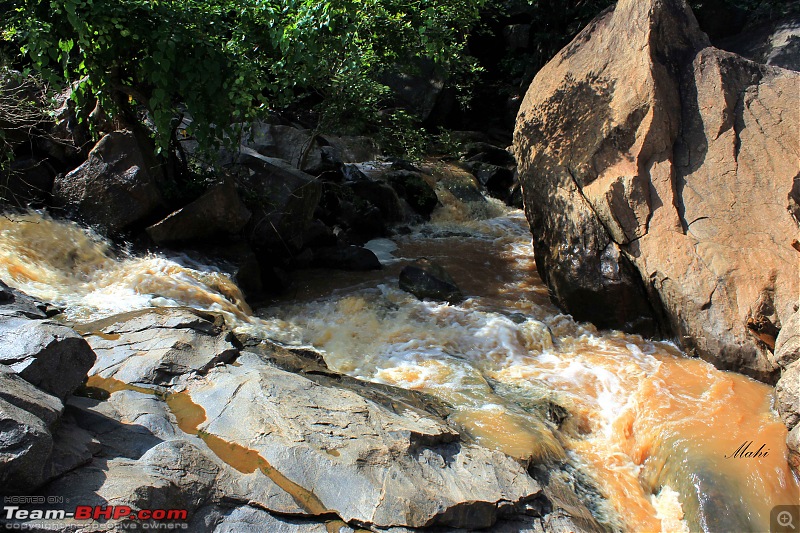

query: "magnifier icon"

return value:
[778, 511, 796, 530]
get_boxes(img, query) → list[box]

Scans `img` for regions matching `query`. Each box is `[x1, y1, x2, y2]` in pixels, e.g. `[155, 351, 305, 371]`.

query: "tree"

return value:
[2, 0, 486, 157]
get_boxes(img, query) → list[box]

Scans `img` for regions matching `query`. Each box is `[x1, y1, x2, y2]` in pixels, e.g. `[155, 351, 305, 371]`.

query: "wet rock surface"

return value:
[311, 245, 382, 271]
[0, 397, 53, 494]
[400, 258, 464, 304]
[0, 317, 96, 400]
[189, 352, 539, 528]
[385, 170, 440, 218]
[0, 288, 593, 531]
[77, 308, 238, 387]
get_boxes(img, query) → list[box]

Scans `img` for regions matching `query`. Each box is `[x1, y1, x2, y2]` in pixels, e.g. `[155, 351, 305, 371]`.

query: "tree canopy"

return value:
[3, 0, 485, 153]
[2, 0, 796, 159]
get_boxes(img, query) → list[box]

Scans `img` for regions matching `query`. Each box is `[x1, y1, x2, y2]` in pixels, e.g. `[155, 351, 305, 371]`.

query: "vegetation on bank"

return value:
[2, 0, 487, 158]
[1, 0, 796, 167]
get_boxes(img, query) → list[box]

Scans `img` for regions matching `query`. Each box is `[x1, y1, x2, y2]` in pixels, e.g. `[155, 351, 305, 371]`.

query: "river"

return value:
[0, 206, 797, 532]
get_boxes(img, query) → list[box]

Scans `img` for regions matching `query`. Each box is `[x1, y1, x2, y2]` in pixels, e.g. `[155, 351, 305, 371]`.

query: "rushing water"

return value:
[0, 208, 797, 532]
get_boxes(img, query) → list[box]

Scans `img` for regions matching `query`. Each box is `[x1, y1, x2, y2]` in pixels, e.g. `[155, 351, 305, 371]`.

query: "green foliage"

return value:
[5, 0, 268, 154]
[4, 0, 793, 164]
[3, 0, 487, 158]
[378, 109, 428, 159]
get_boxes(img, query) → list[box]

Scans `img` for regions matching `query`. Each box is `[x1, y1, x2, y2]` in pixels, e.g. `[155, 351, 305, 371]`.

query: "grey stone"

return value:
[36, 440, 220, 530]
[312, 246, 382, 271]
[68, 393, 177, 458]
[381, 59, 448, 122]
[0, 317, 96, 400]
[65, 384, 308, 518]
[399, 258, 464, 304]
[53, 130, 166, 232]
[0, 365, 63, 427]
[187, 356, 540, 529]
[788, 423, 799, 474]
[773, 311, 800, 370]
[463, 142, 517, 167]
[241, 122, 340, 176]
[466, 162, 515, 199]
[0, 279, 47, 319]
[236, 149, 323, 253]
[7, 309, 588, 531]
[385, 170, 439, 218]
[345, 179, 405, 223]
[190, 505, 330, 533]
[776, 360, 800, 430]
[326, 135, 380, 164]
[45, 411, 101, 481]
[0, 397, 52, 494]
[146, 178, 251, 245]
[80, 308, 238, 386]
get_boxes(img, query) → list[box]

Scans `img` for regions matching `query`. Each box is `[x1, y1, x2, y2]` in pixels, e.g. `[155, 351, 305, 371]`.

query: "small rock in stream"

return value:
[399, 258, 464, 304]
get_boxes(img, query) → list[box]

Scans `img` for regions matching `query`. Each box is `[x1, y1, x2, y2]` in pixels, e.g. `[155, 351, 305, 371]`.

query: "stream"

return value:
[0, 204, 797, 532]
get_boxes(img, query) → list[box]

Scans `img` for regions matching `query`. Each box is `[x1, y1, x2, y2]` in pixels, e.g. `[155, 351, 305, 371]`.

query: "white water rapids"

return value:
[0, 205, 797, 532]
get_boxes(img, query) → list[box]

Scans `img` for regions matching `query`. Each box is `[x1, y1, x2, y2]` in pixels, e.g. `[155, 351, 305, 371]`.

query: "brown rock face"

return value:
[514, 0, 799, 383]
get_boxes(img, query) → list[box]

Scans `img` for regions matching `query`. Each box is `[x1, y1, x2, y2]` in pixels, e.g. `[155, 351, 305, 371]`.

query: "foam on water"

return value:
[0, 208, 797, 532]
[363, 238, 400, 265]
[0, 212, 251, 323]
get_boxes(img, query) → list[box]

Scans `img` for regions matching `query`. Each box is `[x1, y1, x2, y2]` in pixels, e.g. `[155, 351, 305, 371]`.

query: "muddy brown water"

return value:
[1, 209, 797, 531]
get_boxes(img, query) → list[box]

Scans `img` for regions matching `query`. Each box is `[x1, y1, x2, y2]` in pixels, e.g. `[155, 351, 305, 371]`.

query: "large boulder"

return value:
[0, 282, 99, 492]
[0, 280, 47, 319]
[146, 179, 251, 245]
[0, 397, 53, 495]
[513, 0, 799, 382]
[184, 352, 542, 529]
[400, 258, 464, 304]
[0, 302, 595, 531]
[16, 312, 568, 531]
[241, 122, 340, 176]
[311, 245, 382, 271]
[773, 310, 800, 370]
[385, 170, 440, 218]
[0, 366, 63, 428]
[53, 131, 166, 233]
[344, 178, 405, 223]
[774, 312, 800, 472]
[776, 361, 800, 430]
[235, 148, 322, 254]
[0, 316, 96, 400]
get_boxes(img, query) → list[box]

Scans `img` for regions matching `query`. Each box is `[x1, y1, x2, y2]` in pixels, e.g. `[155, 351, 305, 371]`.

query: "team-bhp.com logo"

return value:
[3, 498, 188, 530]
[5, 506, 187, 521]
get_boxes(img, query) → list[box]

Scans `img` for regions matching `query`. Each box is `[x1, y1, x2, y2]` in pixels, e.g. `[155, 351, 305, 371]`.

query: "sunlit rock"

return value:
[513, 0, 799, 383]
